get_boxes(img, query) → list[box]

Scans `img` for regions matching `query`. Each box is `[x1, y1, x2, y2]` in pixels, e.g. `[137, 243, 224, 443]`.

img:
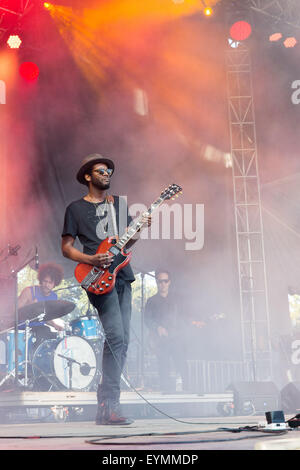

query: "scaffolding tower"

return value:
[226, 42, 273, 382]
[249, 0, 300, 29]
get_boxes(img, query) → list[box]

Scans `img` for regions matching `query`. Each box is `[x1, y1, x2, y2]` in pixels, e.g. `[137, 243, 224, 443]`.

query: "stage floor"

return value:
[0, 415, 299, 451]
[0, 390, 299, 451]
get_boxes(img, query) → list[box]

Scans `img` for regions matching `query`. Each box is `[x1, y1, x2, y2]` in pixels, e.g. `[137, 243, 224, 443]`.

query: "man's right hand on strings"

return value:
[90, 252, 114, 268]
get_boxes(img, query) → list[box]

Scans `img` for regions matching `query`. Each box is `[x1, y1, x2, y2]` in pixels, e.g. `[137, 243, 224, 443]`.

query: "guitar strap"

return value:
[106, 195, 119, 239]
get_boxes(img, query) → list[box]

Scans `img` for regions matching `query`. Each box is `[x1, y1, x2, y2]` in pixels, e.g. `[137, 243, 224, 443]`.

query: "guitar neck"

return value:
[115, 196, 165, 250]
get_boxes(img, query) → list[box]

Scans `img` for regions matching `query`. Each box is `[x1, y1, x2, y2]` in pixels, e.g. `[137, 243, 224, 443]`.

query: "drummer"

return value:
[18, 263, 65, 339]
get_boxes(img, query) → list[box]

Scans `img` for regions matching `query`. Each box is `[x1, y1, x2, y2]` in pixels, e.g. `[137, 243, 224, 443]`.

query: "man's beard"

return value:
[91, 176, 110, 190]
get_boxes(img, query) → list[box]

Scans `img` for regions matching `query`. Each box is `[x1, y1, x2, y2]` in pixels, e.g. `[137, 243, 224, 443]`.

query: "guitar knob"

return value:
[100, 288, 104, 292]
[108, 276, 112, 280]
[101, 281, 105, 284]
[105, 284, 110, 287]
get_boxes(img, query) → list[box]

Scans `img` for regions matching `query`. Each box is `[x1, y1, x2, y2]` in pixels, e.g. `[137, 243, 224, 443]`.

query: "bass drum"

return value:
[32, 336, 101, 391]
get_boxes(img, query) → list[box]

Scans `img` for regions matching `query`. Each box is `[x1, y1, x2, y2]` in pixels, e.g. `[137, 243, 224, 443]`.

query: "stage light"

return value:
[44, 2, 53, 10]
[7, 35, 22, 49]
[19, 62, 40, 81]
[204, 7, 213, 16]
[284, 37, 297, 48]
[230, 21, 252, 41]
[228, 38, 240, 49]
[269, 33, 282, 42]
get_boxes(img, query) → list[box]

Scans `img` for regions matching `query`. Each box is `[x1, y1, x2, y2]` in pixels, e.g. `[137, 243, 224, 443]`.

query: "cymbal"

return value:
[18, 300, 75, 324]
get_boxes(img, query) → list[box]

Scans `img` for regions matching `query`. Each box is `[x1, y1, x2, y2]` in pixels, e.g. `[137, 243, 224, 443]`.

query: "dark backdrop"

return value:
[1, 2, 300, 362]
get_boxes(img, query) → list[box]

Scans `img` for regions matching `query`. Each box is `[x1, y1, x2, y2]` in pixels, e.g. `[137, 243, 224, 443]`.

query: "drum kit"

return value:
[0, 244, 106, 393]
[0, 300, 105, 392]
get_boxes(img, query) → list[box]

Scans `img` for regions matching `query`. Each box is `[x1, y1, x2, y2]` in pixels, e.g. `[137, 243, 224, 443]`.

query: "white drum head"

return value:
[53, 336, 97, 390]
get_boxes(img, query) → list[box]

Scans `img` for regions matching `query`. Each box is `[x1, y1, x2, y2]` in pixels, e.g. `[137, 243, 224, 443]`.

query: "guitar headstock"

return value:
[160, 184, 183, 201]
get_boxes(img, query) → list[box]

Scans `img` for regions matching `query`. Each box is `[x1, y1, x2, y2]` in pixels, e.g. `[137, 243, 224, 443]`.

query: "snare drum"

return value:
[32, 336, 100, 391]
[70, 316, 101, 340]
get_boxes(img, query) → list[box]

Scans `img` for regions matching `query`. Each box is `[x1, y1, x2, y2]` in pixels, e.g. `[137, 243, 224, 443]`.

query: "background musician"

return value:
[145, 269, 189, 393]
[18, 262, 65, 339]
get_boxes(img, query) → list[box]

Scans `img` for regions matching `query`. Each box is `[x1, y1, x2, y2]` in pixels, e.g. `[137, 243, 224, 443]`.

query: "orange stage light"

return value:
[203, 7, 213, 16]
[284, 37, 297, 48]
[269, 33, 282, 42]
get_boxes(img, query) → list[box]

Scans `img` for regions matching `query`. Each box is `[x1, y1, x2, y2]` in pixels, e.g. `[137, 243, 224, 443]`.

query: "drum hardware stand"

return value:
[30, 361, 59, 392]
[2, 246, 40, 389]
[24, 320, 31, 388]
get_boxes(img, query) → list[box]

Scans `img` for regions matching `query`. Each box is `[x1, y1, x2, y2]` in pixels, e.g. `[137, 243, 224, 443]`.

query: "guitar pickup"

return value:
[109, 245, 120, 256]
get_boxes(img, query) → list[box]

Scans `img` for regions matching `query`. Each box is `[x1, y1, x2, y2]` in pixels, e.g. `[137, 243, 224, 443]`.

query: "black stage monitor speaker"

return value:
[227, 381, 280, 415]
[280, 382, 300, 414]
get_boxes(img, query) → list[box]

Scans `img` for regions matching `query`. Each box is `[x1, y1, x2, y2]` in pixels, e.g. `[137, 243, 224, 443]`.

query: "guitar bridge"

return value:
[81, 267, 104, 290]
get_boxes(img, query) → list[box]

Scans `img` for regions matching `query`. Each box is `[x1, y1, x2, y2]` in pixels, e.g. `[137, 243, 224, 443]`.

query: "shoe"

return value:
[95, 398, 134, 425]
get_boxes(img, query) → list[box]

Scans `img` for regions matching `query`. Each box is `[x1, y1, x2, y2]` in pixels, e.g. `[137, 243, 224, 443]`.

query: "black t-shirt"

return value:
[145, 293, 181, 334]
[62, 196, 135, 282]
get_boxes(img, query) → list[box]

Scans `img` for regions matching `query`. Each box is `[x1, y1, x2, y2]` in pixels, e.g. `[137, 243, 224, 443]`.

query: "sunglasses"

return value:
[93, 168, 114, 176]
[157, 279, 169, 284]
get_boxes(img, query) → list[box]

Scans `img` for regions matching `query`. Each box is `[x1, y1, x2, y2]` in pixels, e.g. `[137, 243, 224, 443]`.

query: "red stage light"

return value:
[19, 61, 39, 81]
[230, 21, 252, 41]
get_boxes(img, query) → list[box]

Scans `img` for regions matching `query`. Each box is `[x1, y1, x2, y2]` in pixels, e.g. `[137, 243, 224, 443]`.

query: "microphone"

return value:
[35, 246, 39, 270]
[80, 363, 92, 376]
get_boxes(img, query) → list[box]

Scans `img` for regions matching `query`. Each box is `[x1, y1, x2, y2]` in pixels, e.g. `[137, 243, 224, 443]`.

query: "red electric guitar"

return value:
[74, 184, 182, 295]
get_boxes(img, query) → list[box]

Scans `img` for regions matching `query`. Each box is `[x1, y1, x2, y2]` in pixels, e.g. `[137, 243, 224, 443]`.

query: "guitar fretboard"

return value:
[115, 196, 164, 250]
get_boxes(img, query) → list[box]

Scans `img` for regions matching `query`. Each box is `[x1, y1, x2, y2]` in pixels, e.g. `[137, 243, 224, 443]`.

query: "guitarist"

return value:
[61, 153, 151, 425]
[145, 269, 189, 393]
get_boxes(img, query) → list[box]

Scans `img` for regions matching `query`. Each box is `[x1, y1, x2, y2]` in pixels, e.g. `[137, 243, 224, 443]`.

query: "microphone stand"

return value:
[0, 244, 21, 264]
[9, 249, 38, 388]
[58, 354, 76, 390]
[57, 354, 94, 390]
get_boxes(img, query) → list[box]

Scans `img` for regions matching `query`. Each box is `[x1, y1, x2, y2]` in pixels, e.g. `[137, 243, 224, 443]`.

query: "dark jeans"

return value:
[154, 335, 189, 392]
[87, 278, 132, 403]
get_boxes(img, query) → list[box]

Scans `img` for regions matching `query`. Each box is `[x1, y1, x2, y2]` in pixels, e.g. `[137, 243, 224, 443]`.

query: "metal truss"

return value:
[249, 0, 300, 29]
[222, 0, 300, 29]
[226, 42, 273, 382]
[0, 0, 33, 44]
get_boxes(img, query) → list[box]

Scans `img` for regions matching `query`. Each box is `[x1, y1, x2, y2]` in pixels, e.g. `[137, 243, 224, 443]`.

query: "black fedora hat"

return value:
[76, 153, 115, 185]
